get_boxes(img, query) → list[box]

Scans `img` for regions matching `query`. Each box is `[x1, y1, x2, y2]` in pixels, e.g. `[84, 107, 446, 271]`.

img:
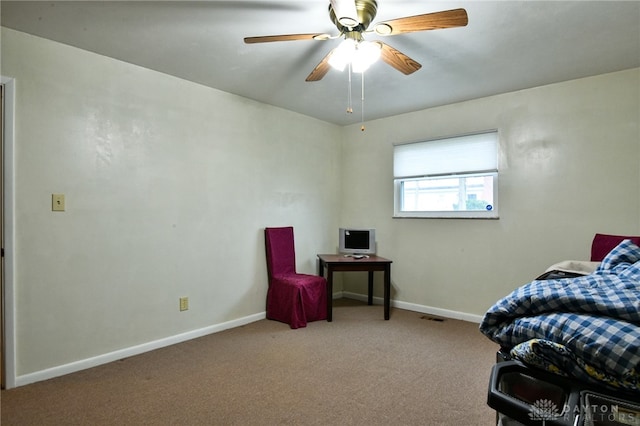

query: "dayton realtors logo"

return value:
[528, 398, 639, 425]
[528, 399, 563, 425]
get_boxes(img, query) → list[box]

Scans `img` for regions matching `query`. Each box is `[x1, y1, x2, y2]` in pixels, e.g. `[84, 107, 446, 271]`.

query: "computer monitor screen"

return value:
[339, 228, 376, 255]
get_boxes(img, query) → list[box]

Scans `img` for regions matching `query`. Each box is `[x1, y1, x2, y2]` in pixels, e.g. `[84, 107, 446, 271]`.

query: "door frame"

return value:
[1, 76, 16, 389]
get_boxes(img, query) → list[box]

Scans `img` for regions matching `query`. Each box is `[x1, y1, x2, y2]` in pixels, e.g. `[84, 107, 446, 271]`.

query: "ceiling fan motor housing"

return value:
[329, 0, 378, 32]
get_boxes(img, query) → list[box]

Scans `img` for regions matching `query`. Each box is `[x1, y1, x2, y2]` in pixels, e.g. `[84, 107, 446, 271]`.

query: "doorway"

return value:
[1, 82, 4, 389]
[1, 76, 15, 389]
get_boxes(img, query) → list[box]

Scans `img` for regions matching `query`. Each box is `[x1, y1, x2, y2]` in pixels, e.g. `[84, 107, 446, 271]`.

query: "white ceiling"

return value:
[2, 1, 639, 126]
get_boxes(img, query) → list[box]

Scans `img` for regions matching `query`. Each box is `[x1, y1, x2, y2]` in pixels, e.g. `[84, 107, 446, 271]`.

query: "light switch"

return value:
[179, 297, 189, 311]
[52, 194, 65, 211]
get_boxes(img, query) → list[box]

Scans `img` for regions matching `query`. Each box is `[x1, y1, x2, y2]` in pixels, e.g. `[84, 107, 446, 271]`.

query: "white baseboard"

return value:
[14, 295, 482, 387]
[341, 292, 484, 323]
[15, 312, 266, 388]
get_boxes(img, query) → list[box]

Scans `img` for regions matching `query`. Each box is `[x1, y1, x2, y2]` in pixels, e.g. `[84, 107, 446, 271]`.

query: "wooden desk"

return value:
[317, 254, 393, 321]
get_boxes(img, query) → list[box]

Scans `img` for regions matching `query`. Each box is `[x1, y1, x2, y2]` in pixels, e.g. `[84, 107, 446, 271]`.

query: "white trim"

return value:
[393, 173, 499, 219]
[1, 76, 16, 389]
[15, 312, 266, 387]
[342, 292, 483, 323]
[13, 292, 484, 387]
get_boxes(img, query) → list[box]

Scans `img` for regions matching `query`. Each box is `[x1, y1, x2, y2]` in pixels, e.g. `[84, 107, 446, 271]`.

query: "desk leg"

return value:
[384, 264, 390, 320]
[367, 271, 374, 305]
[326, 266, 333, 322]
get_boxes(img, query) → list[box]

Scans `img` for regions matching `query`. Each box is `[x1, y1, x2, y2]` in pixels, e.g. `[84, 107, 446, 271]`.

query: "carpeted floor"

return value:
[1, 299, 500, 425]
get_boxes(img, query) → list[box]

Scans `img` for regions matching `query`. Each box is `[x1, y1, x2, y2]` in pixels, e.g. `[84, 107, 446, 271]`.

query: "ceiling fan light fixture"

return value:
[328, 38, 357, 71]
[330, 0, 360, 28]
[329, 39, 380, 73]
[352, 41, 381, 73]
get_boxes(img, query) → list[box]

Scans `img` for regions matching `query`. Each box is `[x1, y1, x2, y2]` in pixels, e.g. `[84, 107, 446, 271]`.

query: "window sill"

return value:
[393, 213, 500, 219]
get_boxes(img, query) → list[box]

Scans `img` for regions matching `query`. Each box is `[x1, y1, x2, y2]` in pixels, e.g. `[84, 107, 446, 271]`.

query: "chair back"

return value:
[265, 227, 297, 281]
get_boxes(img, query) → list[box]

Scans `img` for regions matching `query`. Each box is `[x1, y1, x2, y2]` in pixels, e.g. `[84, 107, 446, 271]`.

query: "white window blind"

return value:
[394, 131, 498, 179]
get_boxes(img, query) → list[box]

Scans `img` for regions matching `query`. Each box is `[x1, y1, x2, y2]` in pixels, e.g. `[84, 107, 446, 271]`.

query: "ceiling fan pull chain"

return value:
[347, 63, 353, 114]
[361, 72, 365, 131]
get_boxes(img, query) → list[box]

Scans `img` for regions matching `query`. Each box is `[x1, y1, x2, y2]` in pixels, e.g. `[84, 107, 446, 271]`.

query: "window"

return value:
[393, 131, 499, 218]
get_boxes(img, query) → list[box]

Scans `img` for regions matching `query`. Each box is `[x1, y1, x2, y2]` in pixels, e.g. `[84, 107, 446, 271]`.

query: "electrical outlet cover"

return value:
[52, 193, 65, 211]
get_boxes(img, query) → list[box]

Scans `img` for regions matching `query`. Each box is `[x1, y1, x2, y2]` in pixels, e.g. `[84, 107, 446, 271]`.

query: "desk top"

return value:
[317, 254, 392, 264]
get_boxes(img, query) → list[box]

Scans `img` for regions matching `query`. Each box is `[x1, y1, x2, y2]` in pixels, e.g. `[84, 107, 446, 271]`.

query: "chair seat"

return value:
[267, 273, 327, 329]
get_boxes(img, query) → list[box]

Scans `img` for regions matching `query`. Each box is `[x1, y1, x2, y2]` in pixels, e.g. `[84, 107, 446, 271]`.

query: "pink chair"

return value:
[264, 227, 327, 329]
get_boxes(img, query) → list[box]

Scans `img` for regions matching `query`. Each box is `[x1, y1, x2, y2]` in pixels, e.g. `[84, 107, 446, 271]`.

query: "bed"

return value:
[479, 236, 640, 426]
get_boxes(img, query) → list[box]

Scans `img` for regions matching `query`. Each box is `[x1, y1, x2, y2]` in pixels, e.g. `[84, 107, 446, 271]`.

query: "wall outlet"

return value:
[52, 193, 65, 211]
[179, 297, 189, 311]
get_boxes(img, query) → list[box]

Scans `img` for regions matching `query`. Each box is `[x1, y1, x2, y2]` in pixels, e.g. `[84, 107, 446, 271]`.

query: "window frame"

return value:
[393, 131, 499, 219]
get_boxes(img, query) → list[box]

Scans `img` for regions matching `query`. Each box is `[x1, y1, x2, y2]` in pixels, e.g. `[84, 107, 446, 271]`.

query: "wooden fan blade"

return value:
[306, 50, 334, 82]
[377, 42, 422, 75]
[374, 8, 468, 36]
[244, 33, 328, 44]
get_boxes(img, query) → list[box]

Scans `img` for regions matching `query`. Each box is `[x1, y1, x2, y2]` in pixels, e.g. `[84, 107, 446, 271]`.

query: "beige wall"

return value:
[340, 68, 640, 318]
[1, 28, 342, 383]
[2, 26, 639, 386]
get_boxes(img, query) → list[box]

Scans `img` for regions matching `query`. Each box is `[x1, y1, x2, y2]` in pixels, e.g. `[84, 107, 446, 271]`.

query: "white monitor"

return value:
[338, 228, 376, 255]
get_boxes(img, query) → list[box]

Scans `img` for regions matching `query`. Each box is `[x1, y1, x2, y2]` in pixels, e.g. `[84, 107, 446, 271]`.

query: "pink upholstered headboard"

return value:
[591, 233, 640, 261]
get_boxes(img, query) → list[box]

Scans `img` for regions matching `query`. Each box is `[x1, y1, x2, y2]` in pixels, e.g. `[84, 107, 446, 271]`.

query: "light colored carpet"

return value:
[1, 299, 499, 425]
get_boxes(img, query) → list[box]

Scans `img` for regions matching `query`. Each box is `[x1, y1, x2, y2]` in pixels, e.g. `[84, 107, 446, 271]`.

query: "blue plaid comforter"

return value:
[479, 240, 640, 392]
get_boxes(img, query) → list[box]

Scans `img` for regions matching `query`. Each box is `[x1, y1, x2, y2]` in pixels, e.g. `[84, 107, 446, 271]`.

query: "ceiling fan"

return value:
[244, 0, 468, 82]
